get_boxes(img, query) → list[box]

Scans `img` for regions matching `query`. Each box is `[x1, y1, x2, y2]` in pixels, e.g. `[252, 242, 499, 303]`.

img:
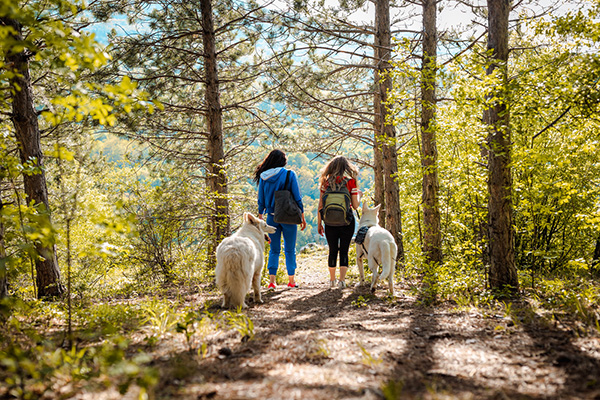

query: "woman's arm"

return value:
[350, 179, 361, 209]
[351, 195, 360, 210]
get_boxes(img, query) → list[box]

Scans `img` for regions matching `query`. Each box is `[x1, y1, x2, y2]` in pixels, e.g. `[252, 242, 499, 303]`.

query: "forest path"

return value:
[157, 249, 600, 400]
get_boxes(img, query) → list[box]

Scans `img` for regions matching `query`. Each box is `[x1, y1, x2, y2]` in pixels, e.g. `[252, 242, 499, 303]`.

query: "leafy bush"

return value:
[76, 302, 145, 340]
[0, 336, 158, 399]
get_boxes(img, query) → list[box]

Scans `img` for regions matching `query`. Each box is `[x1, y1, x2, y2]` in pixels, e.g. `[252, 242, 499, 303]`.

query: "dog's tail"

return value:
[379, 240, 398, 281]
[216, 246, 253, 307]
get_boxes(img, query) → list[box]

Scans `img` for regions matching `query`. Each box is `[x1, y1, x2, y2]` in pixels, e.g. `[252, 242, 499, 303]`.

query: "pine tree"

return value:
[2, 15, 64, 299]
[267, 0, 410, 261]
[96, 0, 290, 266]
[485, 0, 518, 293]
[420, 0, 441, 266]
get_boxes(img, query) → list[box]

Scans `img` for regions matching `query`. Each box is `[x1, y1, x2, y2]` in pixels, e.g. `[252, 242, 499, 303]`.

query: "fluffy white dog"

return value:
[215, 212, 276, 309]
[356, 203, 398, 295]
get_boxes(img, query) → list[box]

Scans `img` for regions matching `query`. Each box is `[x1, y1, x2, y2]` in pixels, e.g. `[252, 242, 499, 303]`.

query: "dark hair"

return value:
[253, 149, 287, 185]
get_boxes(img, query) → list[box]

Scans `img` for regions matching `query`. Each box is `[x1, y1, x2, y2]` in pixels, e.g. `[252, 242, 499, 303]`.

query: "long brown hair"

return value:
[318, 155, 359, 189]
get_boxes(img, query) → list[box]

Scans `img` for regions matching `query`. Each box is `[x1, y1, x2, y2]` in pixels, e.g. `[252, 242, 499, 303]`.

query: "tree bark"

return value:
[375, 0, 404, 264]
[420, 0, 442, 266]
[200, 0, 230, 266]
[4, 17, 63, 299]
[373, 38, 385, 220]
[0, 204, 7, 299]
[485, 0, 518, 293]
[592, 236, 600, 275]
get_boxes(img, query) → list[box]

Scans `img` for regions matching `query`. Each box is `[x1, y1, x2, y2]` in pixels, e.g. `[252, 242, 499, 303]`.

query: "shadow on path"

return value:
[517, 301, 600, 399]
[173, 267, 600, 400]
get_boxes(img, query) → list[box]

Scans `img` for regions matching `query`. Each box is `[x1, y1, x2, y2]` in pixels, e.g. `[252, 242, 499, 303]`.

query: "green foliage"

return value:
[0, 335, 157, 399]
[0, 296, 260, 398]
[357, 341, 382, 368]
[500, 301, 519, 327]
[77, 302, 145, 340]
[388, 3, 600, 310]
[534, 278, 600, 333]
[2, 0, 600, 378]
[175, 306, 255, 358]
[0, 0, 156, 302]
[351, 295, 370, 308]
[306, 338, 330, 361]
[382, 379, 404, 400]
[0, 198, 57, 285]
[58, 162, 214, 296]
[142, 298, 181, 339]
[43, 76, 157, 127]
[176, 309, 215, 357]
[222, 308, 255, 341]
[1, 0, 155, 122]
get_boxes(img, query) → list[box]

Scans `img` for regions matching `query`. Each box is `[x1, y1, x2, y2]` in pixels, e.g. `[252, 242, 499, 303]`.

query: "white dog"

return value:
[356, 203, 398, 295]
[215, 212, 276, 309]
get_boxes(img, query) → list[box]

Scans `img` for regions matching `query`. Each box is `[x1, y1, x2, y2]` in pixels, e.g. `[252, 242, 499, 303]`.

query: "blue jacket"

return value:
[258, 167, 304, 215]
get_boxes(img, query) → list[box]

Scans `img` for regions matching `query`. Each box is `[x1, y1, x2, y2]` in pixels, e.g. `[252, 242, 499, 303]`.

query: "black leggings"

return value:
[325, 219, 355, 268]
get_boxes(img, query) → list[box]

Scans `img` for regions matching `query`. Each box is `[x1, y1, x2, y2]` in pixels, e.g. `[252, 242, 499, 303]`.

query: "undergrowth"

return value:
[405, 258, 600, 335]
[0, 295, 256, 399]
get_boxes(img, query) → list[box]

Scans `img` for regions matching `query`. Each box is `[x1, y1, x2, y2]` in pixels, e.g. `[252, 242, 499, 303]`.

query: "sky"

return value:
[87, 0, 584, 46]
[332, 0, 581, 34]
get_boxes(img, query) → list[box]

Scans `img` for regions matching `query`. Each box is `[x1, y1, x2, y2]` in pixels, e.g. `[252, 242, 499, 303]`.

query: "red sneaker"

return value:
[287, 283, 298, 288]
[267, 283, 276, 291]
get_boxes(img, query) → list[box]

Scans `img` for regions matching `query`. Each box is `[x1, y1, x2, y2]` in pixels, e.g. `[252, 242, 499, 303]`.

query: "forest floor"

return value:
[115, 249, 599, 400]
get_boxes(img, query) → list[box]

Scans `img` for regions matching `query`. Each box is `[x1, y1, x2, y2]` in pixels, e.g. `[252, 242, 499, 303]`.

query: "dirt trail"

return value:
[156, 250, 600, 400]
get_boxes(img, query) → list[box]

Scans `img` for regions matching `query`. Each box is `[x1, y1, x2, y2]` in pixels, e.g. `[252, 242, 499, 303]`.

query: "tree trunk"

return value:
[592, 236, 600, 275]
[420, 0, 442, 266]
[4, 17, 63, 299]
[375, 0, 404, 264]
[0, 202, 7, 299]
[485, 0, 518, 293]
[200, 0, 230, 266]
[373, 133, 385, 221]
[373, 39, 385, 221]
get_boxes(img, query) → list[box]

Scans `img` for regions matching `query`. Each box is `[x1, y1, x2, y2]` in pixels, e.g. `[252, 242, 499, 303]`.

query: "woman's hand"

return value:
[318, 222, 324, 236]
[300, 215, 307, 231]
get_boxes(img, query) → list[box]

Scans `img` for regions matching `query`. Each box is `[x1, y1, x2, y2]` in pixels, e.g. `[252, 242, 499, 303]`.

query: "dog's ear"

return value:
[374, 204, 382, 213]
[362, 201, 367, 211]
[245, 213, 259, 225]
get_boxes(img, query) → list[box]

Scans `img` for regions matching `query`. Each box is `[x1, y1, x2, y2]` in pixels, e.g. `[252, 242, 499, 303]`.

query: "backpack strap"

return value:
[330, 176, 349, 192]
[283, 170, 290, 191]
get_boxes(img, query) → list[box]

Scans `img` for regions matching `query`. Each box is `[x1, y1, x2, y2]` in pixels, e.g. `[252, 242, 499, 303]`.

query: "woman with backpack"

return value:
[255, 149, 307, 290]
[317, 155, 362, 289]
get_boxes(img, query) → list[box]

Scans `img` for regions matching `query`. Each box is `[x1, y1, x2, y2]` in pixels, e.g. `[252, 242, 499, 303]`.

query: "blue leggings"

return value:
[266, 214, 298, 276]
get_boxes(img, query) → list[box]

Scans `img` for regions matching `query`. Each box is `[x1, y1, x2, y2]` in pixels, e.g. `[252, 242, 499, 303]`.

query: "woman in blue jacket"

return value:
[254, 150, 307, 289]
